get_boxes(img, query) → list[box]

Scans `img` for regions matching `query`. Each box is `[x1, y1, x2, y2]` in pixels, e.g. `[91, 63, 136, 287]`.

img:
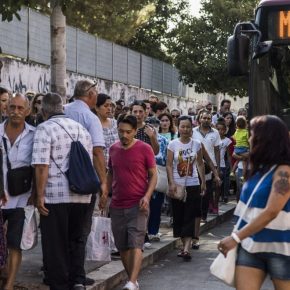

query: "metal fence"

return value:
[0, 8, 184, 97]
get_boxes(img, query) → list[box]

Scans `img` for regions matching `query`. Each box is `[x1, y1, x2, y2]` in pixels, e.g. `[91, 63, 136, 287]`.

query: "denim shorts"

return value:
[237, 246, 290, 280]
[234, 146, 249, 155]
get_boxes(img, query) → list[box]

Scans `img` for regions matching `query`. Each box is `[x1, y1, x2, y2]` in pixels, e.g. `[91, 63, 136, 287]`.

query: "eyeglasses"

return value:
[35, 100, 42, 105]
[171, 114, 180, 118]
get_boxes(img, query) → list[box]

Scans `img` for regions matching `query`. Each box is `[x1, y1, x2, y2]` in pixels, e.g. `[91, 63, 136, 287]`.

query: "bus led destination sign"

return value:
[267, 9, 290, 43]
[279, 11, 290, 38]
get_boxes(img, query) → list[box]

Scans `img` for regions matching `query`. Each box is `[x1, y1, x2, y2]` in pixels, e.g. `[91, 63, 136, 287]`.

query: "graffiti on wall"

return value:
[0, 58, 194, 111]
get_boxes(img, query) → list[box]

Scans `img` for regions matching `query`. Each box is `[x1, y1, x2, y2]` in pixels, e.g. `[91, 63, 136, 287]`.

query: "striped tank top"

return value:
[234, 169, 290, 256]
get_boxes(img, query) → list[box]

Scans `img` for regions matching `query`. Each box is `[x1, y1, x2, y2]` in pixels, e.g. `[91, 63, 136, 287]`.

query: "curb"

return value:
[87, 204, 236, 290]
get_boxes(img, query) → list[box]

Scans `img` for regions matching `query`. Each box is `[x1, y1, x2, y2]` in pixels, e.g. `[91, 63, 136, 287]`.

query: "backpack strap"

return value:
[49, 120, 77, 178]
[50, 120, 79, 141]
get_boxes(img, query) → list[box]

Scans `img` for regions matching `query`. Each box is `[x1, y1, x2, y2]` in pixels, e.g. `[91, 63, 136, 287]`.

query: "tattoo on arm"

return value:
[274, 171, 290, 196]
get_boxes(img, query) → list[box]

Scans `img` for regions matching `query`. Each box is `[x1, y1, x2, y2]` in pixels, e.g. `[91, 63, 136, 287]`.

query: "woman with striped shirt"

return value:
[218, 115, 290, 290]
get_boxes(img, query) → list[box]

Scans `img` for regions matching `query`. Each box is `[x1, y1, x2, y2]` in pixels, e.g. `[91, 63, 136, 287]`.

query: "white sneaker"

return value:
[123, 281, 138, 290]
[150, 234, 160, 242]
[144, 242, 152, 249]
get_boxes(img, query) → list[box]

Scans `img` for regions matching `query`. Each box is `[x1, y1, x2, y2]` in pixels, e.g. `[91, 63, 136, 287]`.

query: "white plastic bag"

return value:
[20, 205, 38, 251]
[86, 216, 112, 262]
[210, 247, 237, 287]
[155, 165, 168, 193]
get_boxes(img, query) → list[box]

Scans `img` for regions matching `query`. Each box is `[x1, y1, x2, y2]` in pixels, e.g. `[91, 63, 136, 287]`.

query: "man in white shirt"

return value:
[192, 110, 221, 220]
[0, 93, 35, 290]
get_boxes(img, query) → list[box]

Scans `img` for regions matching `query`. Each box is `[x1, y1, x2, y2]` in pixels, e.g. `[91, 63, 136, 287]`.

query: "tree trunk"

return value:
[50, 2, 66, 101]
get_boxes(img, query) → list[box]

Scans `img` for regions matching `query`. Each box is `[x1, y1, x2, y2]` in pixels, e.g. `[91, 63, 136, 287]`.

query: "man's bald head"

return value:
[9, 93, 30, 109]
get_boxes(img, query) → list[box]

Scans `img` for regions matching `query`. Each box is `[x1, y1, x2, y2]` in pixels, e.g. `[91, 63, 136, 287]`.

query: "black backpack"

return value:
[51, 121, 100, 195]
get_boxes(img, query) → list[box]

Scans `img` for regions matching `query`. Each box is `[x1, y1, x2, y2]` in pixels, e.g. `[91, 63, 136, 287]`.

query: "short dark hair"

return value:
[0, 87, 8, 95]
[151, 101, 167, 113]
[250, 115, 290, 176]
[130, 100, 146, 112]
[236, 116, 247, 129]
[96, 93, 111, 107]
[116, 99, 124, 107]
[216, 117, 226, 127]
[221, 99, 231, 107]
[117, 113, 137, 129]
[177, 115, 193, 127]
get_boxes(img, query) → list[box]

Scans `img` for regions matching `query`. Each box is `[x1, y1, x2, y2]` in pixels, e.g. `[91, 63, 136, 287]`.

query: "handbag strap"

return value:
[2, 137, 11, 171]
[183, 139, 194, 187]
[234, 165, 276, 231]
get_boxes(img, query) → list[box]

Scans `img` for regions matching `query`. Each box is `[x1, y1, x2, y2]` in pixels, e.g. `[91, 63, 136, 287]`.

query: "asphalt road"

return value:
[114, 218, 273, 290]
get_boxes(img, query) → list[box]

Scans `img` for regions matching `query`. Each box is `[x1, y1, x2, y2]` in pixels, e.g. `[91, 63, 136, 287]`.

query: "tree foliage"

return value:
[168, 0, 260, 96]
[126, 0, 189, 62]
[0, 1, 190, 62]
[0, 1, 156, 43]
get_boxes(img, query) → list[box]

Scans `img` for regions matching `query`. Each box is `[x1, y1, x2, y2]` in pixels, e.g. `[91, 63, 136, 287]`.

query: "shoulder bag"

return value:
[155, 165, 168, 194]
[210, 165, 276, 287]
[2, 137, 33, 196]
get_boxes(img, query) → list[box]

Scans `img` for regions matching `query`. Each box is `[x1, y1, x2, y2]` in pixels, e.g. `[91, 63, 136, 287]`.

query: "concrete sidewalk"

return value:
[13, 200, 236, 290]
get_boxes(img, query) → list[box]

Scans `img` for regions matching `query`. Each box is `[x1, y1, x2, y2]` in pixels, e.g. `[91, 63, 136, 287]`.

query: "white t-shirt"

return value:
[192, 127, 221, 166]
[168, 138, 201, 186]
[219, 137, 232, 168]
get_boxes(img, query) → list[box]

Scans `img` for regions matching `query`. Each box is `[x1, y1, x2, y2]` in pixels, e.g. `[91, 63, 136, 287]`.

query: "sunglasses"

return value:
[35, 100, 42, 105]
[171, 114, 180, 118]
[85, 82, 98, 92]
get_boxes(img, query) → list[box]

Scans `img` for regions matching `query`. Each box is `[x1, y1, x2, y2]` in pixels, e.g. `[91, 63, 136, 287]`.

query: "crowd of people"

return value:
[0, 83, 289, 290]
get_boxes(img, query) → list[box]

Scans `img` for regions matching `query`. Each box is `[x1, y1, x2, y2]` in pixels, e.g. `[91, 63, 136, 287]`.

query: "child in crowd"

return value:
[232, 116, 249, 180]
[216, 120, 232, 204]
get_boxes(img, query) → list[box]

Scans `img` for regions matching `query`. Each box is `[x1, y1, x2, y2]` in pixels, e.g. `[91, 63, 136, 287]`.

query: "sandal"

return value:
[182, 251, 191, 261]
[177, 250, 184, 257]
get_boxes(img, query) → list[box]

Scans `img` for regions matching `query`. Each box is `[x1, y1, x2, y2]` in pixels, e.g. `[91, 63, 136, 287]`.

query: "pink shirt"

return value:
[109, 140, 156, 208]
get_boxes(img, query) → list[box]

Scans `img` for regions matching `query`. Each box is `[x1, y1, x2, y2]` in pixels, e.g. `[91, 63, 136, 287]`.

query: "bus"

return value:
[227, 0, 290, 127]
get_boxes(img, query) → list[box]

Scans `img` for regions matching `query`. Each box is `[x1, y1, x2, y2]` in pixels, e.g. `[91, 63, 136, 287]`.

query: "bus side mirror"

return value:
[227, 34, 250, 76]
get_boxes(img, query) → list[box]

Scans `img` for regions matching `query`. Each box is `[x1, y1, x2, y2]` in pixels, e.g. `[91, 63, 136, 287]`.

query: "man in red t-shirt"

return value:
[108, 114, 157, 290]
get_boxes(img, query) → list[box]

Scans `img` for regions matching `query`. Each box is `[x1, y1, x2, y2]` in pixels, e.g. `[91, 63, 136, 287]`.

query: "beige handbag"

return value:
[155, 165, 168, 193]
[168, 155, 191, 202]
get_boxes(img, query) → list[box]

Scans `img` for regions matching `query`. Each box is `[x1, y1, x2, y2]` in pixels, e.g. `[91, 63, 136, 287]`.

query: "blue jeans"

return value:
[148, 191, 165, 235]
